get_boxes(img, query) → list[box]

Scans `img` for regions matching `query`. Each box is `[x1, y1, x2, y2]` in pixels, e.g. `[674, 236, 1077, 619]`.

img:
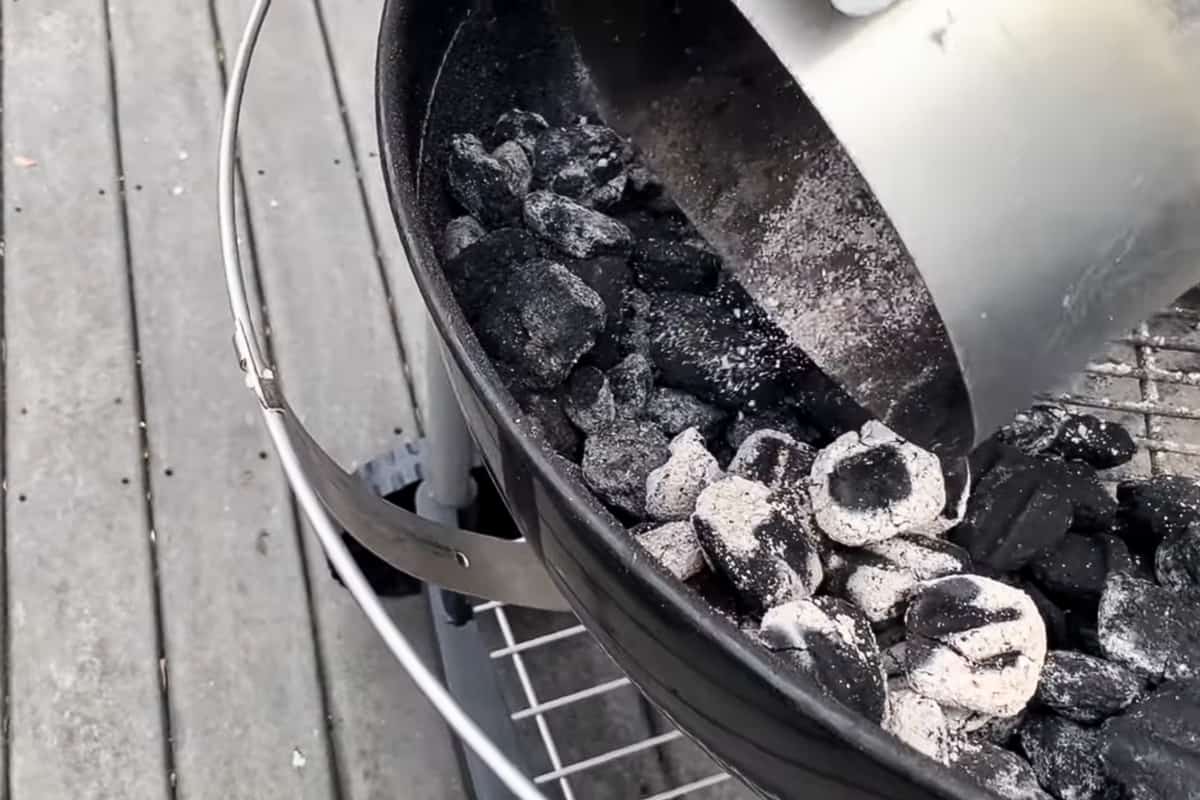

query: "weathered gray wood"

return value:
[106, 2, 340, 798]
[210, 0, 465, 797]
[310, 0, 429, 411]
[2, 3, 170, 798]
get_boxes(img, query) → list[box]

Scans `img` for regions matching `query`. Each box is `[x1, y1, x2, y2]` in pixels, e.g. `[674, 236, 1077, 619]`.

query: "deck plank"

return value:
[106, 2, 340, 798]
[2, 3, 170, 798]
[209, 0, 465, 797]
[310, 0, 428, 411]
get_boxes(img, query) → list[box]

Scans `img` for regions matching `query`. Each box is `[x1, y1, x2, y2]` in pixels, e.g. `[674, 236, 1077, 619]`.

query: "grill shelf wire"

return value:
[471, 601, 735, 800]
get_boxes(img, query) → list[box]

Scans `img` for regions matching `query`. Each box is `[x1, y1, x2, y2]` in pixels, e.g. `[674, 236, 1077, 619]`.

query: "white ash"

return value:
[693, 476, 824, 607]
[903, 575, 1047, 717]
[911, 457, 971, 537]
[645, 428, 723, 521]
[442, 215, 486, 260]
[809, 421, 945, 546]
[636, 521, 705, 581]
[884, 687, 955, 764]
[825, 534, 971, 623]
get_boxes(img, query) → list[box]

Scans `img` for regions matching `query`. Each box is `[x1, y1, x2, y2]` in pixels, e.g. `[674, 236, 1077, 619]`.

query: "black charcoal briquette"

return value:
[1048, 414, 1137, 470]
[1059, 461, 1118, 533]
[443, 228, 542, 321]
[490, 108, 548, 154]
[512, 390, 581, 461]
[523, 191, 632, 259]
[532, 123, 631, 208]
[1018, 714, 1111, 800]
[1156, 521, 1200, 591]
[645, 387, 726, 438]
[998, 403, 1070, 456]
[563, 366, 615, 435]
[631, 236, 722, 293]
[760, 597, 887, 723]
[1116, 474, 1200, 556]
[725, 407, 823, 450]
[442, 215, 486, 261]
[1100, 678, 1200, 800]
[1034, 650, 1142, 724]
[581, 419, 670, 519]
[564, 255, 630, 369]
[1028, 533, 1132, 606]
[607, 352, 654, 417]
[446, 133, 529, 225]
[1097, 571, 1200, 681]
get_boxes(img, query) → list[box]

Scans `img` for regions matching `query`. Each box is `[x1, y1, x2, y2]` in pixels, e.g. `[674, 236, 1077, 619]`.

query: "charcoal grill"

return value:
[219, 1, 1200, 799]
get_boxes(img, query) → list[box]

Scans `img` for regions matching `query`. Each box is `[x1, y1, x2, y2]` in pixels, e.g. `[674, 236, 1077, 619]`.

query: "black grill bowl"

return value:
[375, 2, 994, 798]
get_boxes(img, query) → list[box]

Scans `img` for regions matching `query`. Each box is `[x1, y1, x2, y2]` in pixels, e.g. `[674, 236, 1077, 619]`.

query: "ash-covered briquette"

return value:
[523, 190, 633, 259]
[442, 215, 487, 260]
[692, 476, 823, 608]
[607, 352, 654, 417]
[950, 454, 1073, 572]
[728, 429, 817, 494]
[563, 366, 615, 435]
[645, 387, 727, 438]
[489, 108, 548, 154]
[1096, 571, 1200, 681]
[809, 421, 945, 547]
[636, 520, 705, 581]
[997, 403, 1070, 456]
[911, 457, 972, 536]
[725, 407, 824, 450]
[531, 122, 632, 209]
[581, 419, 671, 519]
[952, 742, 1052, 800]
[1017, 714, 1111, 800]
[823, 534, 971, 623]
[1047, 413, 1137, 470]
[1114, 474, 1200, 556]
[444, 228, 543, 320]
[645, 428, 723, 521]
[904, 575, 1047, 717]
[1156, 522, 1200, 591]
[1034, 650, 1142, 724]
[1028, 533, 1133, 606]
[1100, 678, 1200, 800]
[477, 258, 606, 390]
[446, 133, 531, 226]
[647, 287, 793, 408]
[760, 597, 887, 723]
[630, 236, 722, 293]
[884, 687, 954, 764]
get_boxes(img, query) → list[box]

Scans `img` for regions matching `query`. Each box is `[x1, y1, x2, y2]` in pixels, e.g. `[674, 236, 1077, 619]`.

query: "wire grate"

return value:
[459, 294, 1200, 800]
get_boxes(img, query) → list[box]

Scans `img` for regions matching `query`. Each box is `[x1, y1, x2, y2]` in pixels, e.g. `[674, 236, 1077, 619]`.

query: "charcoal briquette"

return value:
[760, 596, 887, 723]
[564, 255, 630, 369]
[1034, 650, 1142, 724]
[446, 133, 529, 226]
[645, 428, 722, 521]
[912, 456, 972, 536]
[824, 534, 971, 623]
[563, 366, 615, 435]
[1028, 533, 1133, 606]
[523, 191, 633, 259]
[1100, 678, 1200, 800]
[949, 457, 1073, 572]
[725, 407, 823, 450]
[884, 688, 954, 764]
[647, 289, 790, 408]
[952, 742, 1052, 800]
[1115, 474, 1200, 556]
[809, 421, 945, 546]
[1060, 462, 1118, 533]
[616, 285, 652, 358]
[442, 215, 487, 261]
[692, 476, 823, 608]
[531, 122, 632, 208]
[630, 236, 722, 293]
[477, 259, 605, 389]
[608, 352, 654, 417]
[1018, 714, 1111, 800]
[998, 403, 1070, 457]
[1156, 521, 1200, 591]
[636, 520, 705, 581]
[728, 429, 817, 494]
[904, 575, 1047, 716]
[489, 108, 549, 154]
[1048, 414, 1137, 470]
[512, 390, 581, 461]
[1021, 581, 1071, 650]
[581, 419, 670, 518]
[645, 387, 727, 438]
[1097, 570, 1200, 681]
[444, 228, 542, 320]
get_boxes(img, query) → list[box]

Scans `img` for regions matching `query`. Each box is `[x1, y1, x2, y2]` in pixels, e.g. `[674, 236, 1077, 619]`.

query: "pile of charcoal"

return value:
[439, 108, 1200, 799]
